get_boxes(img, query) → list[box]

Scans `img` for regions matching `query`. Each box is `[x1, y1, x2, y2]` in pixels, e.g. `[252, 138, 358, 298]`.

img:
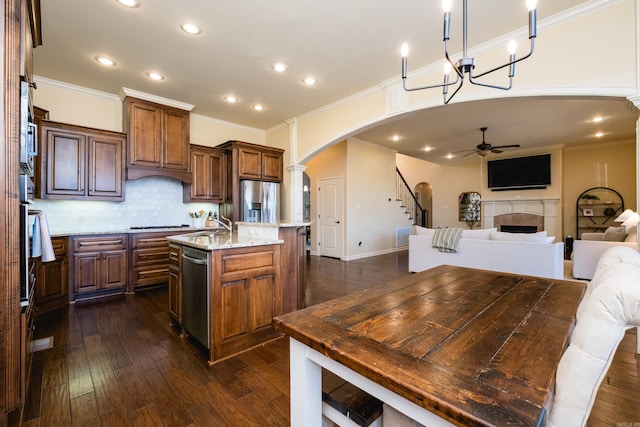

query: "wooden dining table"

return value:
[273, 265, 586, 427]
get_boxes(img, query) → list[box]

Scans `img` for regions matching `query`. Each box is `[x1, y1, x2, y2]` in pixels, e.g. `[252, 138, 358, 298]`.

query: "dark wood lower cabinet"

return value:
[35, 237, 68, 313]
[279, 226, 307, 313]
[69, 234, 128, 301]
[129, 231, 185, 292]
[210, 244, 282, 364]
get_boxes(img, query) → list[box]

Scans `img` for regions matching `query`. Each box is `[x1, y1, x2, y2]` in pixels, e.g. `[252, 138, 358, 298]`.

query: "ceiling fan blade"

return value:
[463, 151, 477, 157]
[491, 144, 520, 149]
[453, 148, 476, 154]
[491, 149, 503, 154]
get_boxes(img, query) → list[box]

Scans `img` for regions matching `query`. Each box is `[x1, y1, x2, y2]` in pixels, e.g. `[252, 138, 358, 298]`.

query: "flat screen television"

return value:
[487, 154, 551, 191]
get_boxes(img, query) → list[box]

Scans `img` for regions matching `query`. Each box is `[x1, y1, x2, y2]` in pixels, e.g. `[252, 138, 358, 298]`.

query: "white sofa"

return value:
[409, 226, 565, 279]
[572, 228, 637, 280]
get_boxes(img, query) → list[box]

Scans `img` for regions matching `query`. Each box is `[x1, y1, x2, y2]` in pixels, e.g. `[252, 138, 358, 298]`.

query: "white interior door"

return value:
[318, 177, 343, 259]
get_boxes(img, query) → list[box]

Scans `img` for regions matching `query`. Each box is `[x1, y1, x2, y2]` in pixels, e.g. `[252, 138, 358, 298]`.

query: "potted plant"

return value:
[580, 194, 600, 204]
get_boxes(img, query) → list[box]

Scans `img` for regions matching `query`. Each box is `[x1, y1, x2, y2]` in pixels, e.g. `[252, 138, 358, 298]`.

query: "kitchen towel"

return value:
[31, 210, 55, 262]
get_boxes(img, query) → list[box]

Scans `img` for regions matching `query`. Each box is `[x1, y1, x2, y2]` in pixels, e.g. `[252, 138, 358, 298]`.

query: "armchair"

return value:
[572, 228, 637, 280]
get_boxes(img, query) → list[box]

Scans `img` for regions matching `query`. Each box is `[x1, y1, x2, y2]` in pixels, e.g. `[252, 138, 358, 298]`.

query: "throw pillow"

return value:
[461, 228, 496, 240]
[413, 225, 436, 237]
[546, 236, 556, 243]
[625, 226, 637, 242]
[603, 226, 628, 242]
[490, 230, 548, 243]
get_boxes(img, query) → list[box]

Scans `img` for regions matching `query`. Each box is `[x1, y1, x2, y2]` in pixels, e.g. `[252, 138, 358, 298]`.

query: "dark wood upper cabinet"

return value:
[40, 120, 125, 201]
[183, 144, 226, 202]
[123, 96, 191, 182]
[219, 140, 284, 222]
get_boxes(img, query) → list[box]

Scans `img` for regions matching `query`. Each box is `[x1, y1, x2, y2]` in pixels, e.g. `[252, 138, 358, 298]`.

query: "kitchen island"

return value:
[167, 228, 287, 364]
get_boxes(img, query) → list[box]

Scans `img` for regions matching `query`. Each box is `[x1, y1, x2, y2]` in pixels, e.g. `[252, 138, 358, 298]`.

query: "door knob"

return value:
[335, 220, 340, 224]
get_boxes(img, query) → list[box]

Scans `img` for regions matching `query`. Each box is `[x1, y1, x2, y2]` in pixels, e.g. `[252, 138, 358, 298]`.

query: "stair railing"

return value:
[396, 167, 427, 227]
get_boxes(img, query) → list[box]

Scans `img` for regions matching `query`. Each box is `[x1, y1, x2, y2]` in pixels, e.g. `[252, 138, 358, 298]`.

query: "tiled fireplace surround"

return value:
[482, 198, 561, 240]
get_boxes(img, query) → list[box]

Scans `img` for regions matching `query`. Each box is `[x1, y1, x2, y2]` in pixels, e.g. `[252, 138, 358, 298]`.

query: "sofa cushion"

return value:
[461, 228, 495, 240]
[603, 226, 628, 242]
[490, 230, 548, 243]
[625, 225, 637, 242]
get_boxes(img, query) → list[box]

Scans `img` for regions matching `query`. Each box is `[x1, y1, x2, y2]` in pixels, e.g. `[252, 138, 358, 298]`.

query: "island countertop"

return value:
[166, 230, 283, 251]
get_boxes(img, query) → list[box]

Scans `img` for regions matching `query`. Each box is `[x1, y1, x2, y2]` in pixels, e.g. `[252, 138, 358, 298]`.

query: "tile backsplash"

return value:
[32, 176, 219, 234]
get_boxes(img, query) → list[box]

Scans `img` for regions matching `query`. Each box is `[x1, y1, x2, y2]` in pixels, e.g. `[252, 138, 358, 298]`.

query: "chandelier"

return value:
[401, 0, 537, 104]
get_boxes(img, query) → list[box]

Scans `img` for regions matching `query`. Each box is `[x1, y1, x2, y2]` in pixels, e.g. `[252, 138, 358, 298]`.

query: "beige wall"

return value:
[33, 77, 265, 147]
[304, 139, 413, 259]
[563, 140, 637, 239]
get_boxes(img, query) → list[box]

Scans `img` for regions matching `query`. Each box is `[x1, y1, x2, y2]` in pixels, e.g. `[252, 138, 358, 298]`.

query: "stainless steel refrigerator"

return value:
[240, 180, 280, 223]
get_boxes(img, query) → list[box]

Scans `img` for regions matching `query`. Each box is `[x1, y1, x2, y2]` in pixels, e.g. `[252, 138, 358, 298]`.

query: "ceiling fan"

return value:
[455, 127, 520, 157]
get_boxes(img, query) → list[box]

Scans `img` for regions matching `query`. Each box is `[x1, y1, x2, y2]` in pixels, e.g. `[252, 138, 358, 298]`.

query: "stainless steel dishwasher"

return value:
[181, 246, 210, 348]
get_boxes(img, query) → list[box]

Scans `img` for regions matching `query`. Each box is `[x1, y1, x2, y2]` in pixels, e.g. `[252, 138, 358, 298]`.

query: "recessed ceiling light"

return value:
[252, 104, 265, 111]
[146, 72, 164, 81]
[180, 21, 202, 35]
[446, 153, 454, 159]
[591, 116, 604, 123]
[594, 132, 604, 137]
[95, 56, 116, 67]
[273, 63, 287, 73]
[224, 95, 238, 103]
[423, 146, 432, 152]
[116, 0, 140, 7]
[302, 77, 317, 86]
[391, 135, 400, 142]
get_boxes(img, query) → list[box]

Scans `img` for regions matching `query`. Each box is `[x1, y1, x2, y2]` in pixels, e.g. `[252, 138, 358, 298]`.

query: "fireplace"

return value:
[482, 198, 560, 238]
[500, 225, 538, 234]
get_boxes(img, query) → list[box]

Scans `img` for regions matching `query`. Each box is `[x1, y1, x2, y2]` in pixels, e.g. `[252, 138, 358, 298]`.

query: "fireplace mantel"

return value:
[481, 198, 561, 240]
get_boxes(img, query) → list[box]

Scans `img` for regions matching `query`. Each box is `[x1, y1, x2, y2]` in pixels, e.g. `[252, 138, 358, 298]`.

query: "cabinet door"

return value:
[189, 149, 211, 199]
[162, 107, 189, 171]
[238, 147, 262, 179]
[44, 127, 86, 196]
[35, 237, 68, 312]
[128, 100, 162, 168]
[101, 250, 128, 290]
[168, 264, 182, 323]
[73, 252, 100, 294]
[88, 134, 124, 199]
[208, 150, 225, 201]
[186, 147, 225, 202]
[262, 151, 283, 182]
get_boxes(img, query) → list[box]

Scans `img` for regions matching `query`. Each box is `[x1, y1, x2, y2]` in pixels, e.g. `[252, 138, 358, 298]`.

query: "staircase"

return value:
[396, 167, 427, 227]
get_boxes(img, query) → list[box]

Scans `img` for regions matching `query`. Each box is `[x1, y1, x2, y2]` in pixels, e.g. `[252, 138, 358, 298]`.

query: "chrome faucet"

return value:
[211, 213, 233, 234]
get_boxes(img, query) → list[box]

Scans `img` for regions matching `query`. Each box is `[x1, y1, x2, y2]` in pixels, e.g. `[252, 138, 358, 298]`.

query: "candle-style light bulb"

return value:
[442, 0, 453, 12]
[401, 43, 409, 80]
[526, 0, 537, 11]
[401, 43, 409, 58]
[443, 62, 451, 94]
[507, 41, 517, 77]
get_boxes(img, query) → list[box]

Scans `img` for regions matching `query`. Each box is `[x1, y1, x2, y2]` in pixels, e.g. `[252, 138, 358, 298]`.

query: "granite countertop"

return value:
[49, 226, 211, 238]
[235, 221, 312, 227]
[167, 230, 283, 251]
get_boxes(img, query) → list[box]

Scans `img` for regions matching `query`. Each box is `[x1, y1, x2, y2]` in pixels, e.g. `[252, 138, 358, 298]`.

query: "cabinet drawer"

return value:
[72, 234, 128, 252]
[169, 244, 182, 267]
[132, 265, 170, 286]
[130, 233, 171, 249]
[132, 247, 169, 266]
[51, 237, 67, 256]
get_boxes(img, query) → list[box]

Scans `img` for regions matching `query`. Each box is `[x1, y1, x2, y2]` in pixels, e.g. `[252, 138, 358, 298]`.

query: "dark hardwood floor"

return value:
[21, 251, 640, 426]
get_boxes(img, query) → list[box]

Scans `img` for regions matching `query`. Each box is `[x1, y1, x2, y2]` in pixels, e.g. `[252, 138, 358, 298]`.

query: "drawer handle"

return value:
[79, 240, 123, 247]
